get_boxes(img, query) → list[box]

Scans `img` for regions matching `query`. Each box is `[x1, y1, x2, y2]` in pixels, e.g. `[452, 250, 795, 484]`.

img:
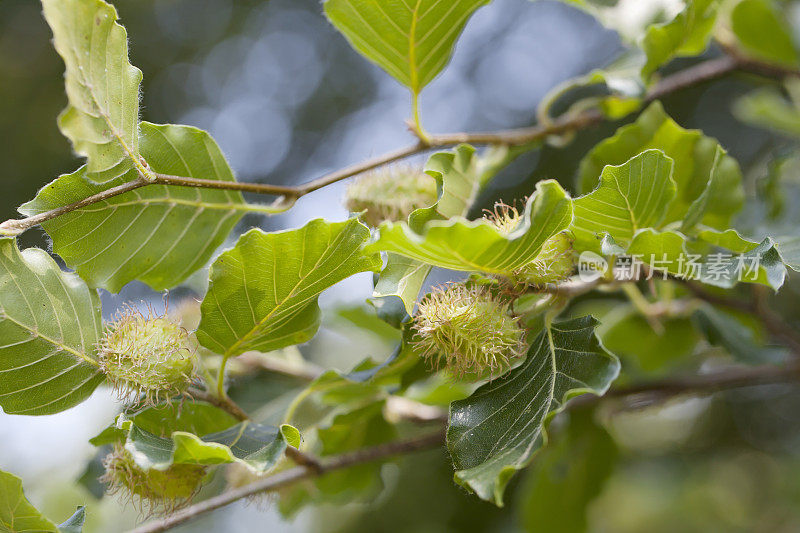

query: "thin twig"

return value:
[127, 429, 446, 533]
[283, 446, 324, 474]
[188, 388, 250, 421]
[131, 360, 800, 533]
[3, 54, 795, 236]
[0, 176, 148, 236]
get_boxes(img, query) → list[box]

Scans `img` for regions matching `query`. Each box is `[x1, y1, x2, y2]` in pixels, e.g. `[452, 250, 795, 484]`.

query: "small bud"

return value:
[101, 444, 206, 512]
[98, 304, 195, 405]
[411, 283, 525, 377]
[515, 231, 575, 284]
[344, 165, 438, 227]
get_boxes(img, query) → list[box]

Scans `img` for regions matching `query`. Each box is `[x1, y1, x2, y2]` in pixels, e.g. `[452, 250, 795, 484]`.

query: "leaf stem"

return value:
[410, 91, 432, 145]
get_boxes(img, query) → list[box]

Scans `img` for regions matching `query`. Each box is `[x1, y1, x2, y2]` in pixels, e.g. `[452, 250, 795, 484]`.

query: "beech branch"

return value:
[2, 53, 796, 236]
[129, 359, 800, 533]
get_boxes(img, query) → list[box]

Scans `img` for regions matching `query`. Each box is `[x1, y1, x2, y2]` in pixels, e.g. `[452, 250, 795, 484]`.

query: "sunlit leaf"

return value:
[447, 316, 620, 505]
[578, 102, 743, 230]
[324, 0, 490, 94]
[367, 180, 572, 274]
[731, 0, 799, 67]
[42, 0, 151, 181]
[0, 469, 85, 532]
[572, 149, 676, 252]
[641, 0, 718, 77]
[197, 218, 381, 358]
[0, 238, 104, 416]
[20, 123, 267, 293]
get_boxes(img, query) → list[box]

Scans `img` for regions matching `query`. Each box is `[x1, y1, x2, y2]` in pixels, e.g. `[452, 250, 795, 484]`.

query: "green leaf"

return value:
[731, 0, 799, 68]
[57, 508, 86, 533]
[0, 238, 104, 416]
[197, 218, 381, 358]
[127, 401, 241, 437]
[0, 469, 73, 532]
[447, 316, 620, 505]
[19, 122, 267, 293]
[735, 81, 800, 138]
[775, 235, 800, 271]
[278, 401, 399, 516]
[519, 410, 618, 533]
[42, 0, 152, 181]
[372, 144, 482, 315]
[366, 180, 572, 274]
[572, 149, 676, 253]
[641, 0, 719, 77]
[595, 303, 700, 374]
[324, 0, 490, 94]
[680, 145, 742, 232]
[627, 229, 786, 289]
[98, 416, 300, 473]
[693, 305, 787, 364]
[577, 102, 744, 230]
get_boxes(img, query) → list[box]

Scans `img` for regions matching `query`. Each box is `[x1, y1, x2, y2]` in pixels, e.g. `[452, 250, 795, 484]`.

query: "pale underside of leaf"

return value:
[20, 122, 251, 293]
[42, 0, 151, 180]
[0, 238, 103, 416]
[197, 218, 382, 358]
[367, 179, 573, 274]
[324, 0, 490, 93]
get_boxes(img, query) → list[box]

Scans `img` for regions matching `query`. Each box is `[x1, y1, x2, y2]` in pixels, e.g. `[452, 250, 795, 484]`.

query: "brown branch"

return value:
[188, 388, 250, 422]
[0, 176, 149, 236]
[283, 446, 324, 474]
[127, 429, 446, 533]
[4, 53, 796, 236]
[131, 359, 800, 533]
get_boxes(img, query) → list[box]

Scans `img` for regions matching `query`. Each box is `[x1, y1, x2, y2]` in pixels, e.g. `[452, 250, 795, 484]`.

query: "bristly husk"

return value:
[344, 164, 438, 227]
[101, 444, 206, 515]
[411, 283, 526, 378]
[98, 303, 196, 406]
[484, 201, 575, 286]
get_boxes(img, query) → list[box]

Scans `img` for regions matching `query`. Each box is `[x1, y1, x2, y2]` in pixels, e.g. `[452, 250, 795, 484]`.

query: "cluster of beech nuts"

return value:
[345, 167, 577, 378]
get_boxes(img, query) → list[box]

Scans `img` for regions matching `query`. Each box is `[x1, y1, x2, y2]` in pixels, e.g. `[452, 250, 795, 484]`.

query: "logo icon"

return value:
[577, 251, 608, 282]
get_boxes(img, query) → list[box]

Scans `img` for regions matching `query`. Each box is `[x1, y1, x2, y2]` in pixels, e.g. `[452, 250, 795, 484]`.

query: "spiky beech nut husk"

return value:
[515, 231, 575, 284]
[98, 305, 195, 405]
[101, 444, 206, 512]
[411, 283, 526, 377]
[344, 164, 438, 227]
[484, 201, 523, 234]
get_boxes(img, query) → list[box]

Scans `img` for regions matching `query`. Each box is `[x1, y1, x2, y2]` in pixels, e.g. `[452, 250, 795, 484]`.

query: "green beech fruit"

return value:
[102, 444, 206, 512]
[98, 305, 196, 405]
[411, 283, 525, 377]
[344, 164, 438, 227]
